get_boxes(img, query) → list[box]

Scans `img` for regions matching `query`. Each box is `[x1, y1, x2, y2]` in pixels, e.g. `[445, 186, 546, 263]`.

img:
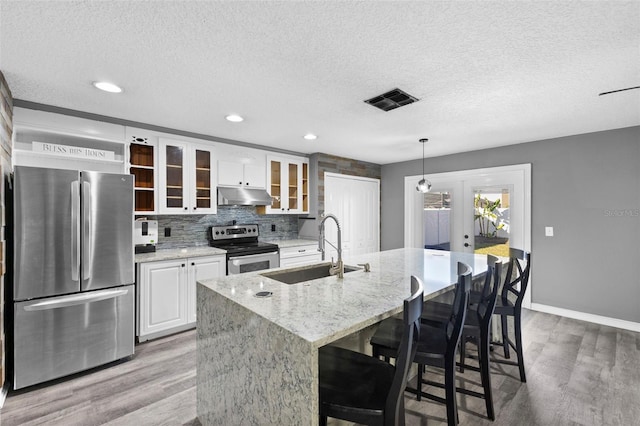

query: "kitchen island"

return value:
[196, 248, 488, 425]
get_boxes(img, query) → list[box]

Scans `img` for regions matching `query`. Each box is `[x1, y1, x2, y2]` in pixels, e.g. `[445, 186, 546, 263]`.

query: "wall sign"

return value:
[33, 141, 115, 160]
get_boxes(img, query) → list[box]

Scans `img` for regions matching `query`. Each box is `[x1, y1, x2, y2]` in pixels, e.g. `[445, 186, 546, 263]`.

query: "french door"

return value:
[405, 164, 531, 304]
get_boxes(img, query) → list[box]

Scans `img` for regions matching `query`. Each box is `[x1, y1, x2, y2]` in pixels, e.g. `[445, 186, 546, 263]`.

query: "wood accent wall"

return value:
[0, 71, 13, 389]
[310, 153, 381, 218]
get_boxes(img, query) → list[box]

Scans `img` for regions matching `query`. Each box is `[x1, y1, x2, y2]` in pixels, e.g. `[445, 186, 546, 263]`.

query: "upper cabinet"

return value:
[259, 155, 309, 214]
[218, 160, 266, 189]
[129, 138, 157, 214]
[158, 138, 216, 214]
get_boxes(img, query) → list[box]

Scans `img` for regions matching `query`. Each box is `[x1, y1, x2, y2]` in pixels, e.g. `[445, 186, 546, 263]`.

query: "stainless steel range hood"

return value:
[217, 187, 274, 206]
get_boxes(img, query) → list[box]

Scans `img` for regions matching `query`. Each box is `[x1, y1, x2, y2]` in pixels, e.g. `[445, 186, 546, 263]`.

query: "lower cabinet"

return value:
[279, 244, 322, 268]
[138, 255, 225, 341]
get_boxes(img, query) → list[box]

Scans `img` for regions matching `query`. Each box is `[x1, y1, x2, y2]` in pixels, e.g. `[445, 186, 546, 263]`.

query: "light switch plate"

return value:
[545, 226, 554, 237]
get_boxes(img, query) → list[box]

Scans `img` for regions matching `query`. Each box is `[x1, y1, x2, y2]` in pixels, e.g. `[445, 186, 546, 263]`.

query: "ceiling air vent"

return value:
[364, 88, 419, 112]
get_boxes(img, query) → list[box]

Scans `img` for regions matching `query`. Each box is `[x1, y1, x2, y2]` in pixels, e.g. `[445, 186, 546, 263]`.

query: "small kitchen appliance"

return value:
[134, 219, 158, 253]
[208, 224, 279, 274]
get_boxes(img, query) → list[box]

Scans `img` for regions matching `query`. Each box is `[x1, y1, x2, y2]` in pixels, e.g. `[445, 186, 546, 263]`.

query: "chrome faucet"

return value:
[318, 213, 344, 278]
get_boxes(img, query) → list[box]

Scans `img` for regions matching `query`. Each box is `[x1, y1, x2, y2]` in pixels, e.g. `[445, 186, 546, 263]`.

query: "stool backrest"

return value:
[385, 275, 424, 425]
[445, 262, 472, 358]
[501, 248, 531, 309]
[476, 254, 503, 326]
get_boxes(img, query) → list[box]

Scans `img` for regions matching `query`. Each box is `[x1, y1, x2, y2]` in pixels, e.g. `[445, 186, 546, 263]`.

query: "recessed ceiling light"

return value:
[92, 81, 123, 93]
[303, 133, 317, 140]
[226, 114, 244, 122]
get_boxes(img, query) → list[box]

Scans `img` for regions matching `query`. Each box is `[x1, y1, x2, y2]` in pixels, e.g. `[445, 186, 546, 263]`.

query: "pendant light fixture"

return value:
[416, 138, 432, 193]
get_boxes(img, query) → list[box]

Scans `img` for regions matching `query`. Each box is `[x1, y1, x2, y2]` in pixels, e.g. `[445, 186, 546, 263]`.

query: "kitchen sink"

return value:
[260, 262, 360, 284]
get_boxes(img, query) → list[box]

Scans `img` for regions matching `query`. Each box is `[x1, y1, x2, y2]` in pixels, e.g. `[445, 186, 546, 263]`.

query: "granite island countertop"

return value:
[198, 247, 488, 348]
[196, 248, 490, 425]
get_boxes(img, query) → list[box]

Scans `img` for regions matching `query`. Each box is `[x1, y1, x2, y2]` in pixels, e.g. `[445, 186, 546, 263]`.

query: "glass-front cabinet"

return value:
[129, 140, 157, 214]
[260, 155, 308, 214]
[159, 138, 215, 214]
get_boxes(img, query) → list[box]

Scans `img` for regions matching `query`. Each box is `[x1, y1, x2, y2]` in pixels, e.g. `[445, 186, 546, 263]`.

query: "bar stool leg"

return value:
[514, 311, 527, 382]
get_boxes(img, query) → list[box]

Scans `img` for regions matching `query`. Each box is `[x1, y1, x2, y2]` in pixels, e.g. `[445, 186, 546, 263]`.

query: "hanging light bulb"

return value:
[416, 138, 431, 193]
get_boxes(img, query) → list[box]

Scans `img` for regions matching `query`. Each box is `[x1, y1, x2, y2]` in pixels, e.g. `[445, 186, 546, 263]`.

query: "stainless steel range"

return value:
[209, 224, 279, 275]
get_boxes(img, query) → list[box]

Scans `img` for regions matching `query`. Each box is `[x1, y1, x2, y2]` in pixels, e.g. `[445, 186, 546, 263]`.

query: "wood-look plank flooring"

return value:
[1, 309, 639, 425]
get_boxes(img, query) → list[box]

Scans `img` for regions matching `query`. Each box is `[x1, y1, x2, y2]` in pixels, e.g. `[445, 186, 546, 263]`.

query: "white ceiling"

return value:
[1, 1, 638, 165]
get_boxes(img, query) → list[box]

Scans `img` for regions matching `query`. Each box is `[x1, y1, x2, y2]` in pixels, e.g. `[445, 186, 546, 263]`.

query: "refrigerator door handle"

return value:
[82, 181, 92, 280]
[23, 288, 130, 311]
[71, 181, 80, 282]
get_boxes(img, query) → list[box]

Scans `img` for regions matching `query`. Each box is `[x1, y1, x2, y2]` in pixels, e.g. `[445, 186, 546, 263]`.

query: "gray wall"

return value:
[381, 126, 640, 323]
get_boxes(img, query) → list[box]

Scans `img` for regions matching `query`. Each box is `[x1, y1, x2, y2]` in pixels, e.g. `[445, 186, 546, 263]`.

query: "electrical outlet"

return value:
[165, 227, 171, 237]
[545, 226, 554, 237]
[271, 224, 276, 232]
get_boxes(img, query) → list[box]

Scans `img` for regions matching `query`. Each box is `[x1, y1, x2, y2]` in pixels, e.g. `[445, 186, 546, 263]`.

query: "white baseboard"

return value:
[530, 303, 640, 332]
[0, 382, 8, 408]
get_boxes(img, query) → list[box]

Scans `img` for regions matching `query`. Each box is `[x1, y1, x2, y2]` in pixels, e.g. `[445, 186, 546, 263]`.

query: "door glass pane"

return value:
[423, 191, 451, 251]
[473, 187, 510, 256]
[288, 163, 298, 210]
[195, 149, 211, 208]
[270, 161, 281, 209]
[165, 145, 183, 208]
[302, 163, 309, 212]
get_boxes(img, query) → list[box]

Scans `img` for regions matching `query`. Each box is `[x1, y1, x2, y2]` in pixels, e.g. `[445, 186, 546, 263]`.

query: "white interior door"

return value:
[324, 173, 380, 262]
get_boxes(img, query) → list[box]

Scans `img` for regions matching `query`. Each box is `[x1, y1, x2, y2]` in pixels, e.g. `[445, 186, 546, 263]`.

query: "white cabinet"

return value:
[260, 155, 309, 214]
[186, 256, 225, 324]
[159, 138, 216, 214]
[138, 259, 187, 340]
[138, 255, 225, 341]
[279, 243, 322, 268]
[218, 160, 266, 188]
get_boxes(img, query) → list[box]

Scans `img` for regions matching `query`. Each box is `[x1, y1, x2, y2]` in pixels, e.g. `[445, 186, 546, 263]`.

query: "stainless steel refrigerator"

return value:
[12, 166, 135, 389]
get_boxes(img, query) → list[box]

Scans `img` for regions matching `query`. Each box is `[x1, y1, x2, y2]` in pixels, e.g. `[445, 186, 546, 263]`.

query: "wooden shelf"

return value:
[131, 165, 154, 170]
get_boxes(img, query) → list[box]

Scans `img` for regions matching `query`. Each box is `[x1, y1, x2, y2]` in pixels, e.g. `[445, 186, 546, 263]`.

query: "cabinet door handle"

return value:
[298, 249, 306, 253]
[246, 182, 249, 185]
[181, 264, 186, 267]
[239, 181, 242, 185]
[191, 262, 195, 266]
[184, 207, 188, 211]
[193, 207, 197, 210]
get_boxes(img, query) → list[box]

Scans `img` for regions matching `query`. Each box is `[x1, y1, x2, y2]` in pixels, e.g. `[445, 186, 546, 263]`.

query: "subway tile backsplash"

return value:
[138, 206, 300, 250]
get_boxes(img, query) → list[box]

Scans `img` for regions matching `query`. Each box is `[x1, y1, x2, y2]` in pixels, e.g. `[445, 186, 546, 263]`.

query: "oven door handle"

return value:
[228, 251, 278, 264]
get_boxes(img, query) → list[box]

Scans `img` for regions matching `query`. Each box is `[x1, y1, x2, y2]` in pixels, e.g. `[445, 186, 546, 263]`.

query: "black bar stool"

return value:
[370, 262, 472, 426]
[318, 275, 424, 426]
[421, 255, 503, 420]
[489, 248, 531, 382]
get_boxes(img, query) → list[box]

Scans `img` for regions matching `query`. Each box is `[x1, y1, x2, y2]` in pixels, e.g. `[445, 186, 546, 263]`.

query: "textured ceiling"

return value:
[1, 1, 638, 164]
